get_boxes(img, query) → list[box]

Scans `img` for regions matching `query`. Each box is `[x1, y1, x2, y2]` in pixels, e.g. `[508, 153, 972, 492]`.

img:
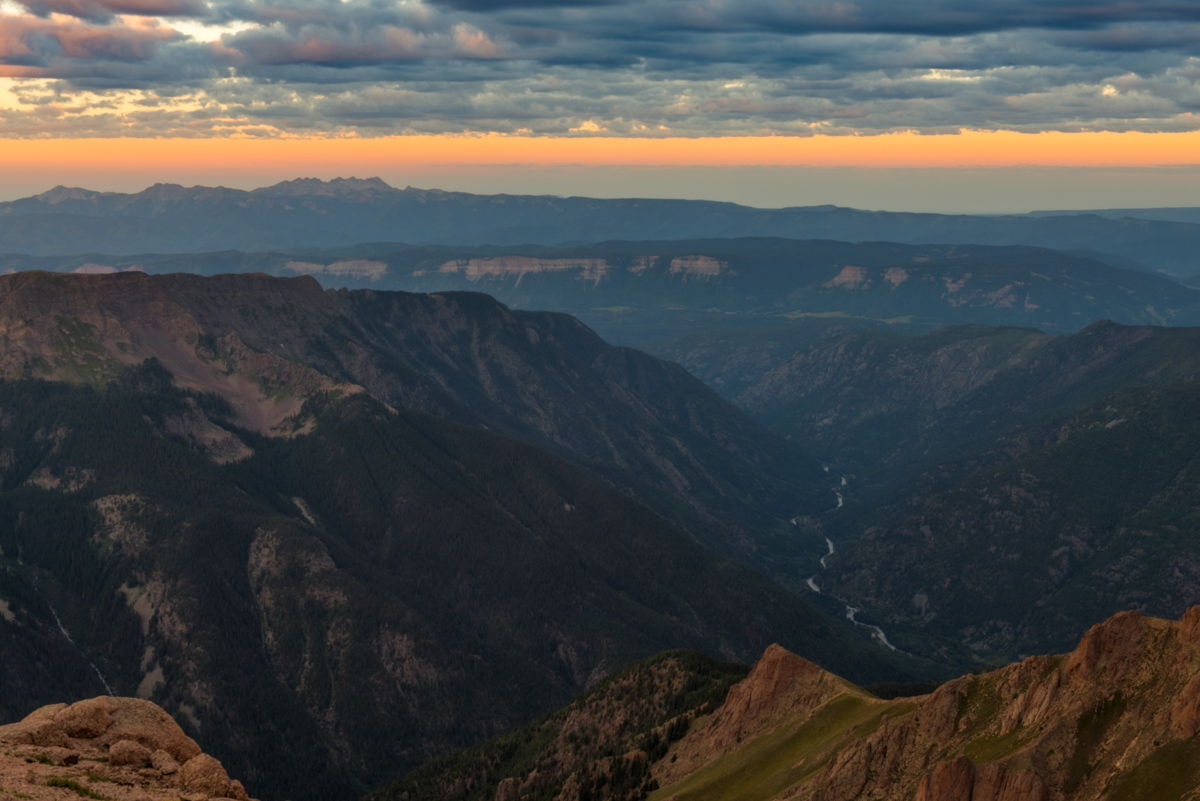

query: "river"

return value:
[803, 475, 899, 653]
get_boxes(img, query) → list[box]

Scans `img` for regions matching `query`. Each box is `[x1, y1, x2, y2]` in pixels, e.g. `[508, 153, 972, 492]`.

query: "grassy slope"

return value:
[651, 692, 912, 801]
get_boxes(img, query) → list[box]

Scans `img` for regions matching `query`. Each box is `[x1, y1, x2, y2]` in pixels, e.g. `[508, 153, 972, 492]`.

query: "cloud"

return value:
[20, 0, 204, 20]
[3, 0, 1200, 136]
[431, 0, 618, 10]
[0, 13, 180, 74]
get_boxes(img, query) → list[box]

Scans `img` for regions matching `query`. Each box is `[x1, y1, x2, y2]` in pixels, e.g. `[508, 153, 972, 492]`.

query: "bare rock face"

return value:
[0, 703, 71, 747]
[1182, 605, 1200, 646]
[1062, 610, 1149, 690]
[915, 756, 976, 801]
[0, 696, 202, 764]
[181, 753, 234, 798]
[915, 757, 1049, 801]
[0, 696, 256, 801]
[93, 697, 203, 763]
[55, 697, 115, 738]
[152, 748, 180, 774]
[657, 643, 852, 787]
[1171, 674, 1200, 739]
[41, 746, 79, 766]
[709, 644, 837, 742]
[654, 605, 1200, 801]
[110, 738, 154, 767]
[818, 714, 915, 801]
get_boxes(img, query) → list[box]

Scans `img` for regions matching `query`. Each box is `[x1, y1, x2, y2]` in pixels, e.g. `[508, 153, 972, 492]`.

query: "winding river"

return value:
[802, 476, 899, 653]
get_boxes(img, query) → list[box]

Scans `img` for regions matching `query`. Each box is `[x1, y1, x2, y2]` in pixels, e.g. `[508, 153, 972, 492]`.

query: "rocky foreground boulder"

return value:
[0, 696, 257, 801]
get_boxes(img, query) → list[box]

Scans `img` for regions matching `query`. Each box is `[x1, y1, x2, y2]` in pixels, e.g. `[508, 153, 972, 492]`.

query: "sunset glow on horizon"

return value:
[6, 130, 1200, 174]
[6, 0, 1200, 210]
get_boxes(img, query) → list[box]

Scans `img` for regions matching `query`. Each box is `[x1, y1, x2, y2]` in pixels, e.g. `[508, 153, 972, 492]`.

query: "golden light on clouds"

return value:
[3, 130, 1200, 171]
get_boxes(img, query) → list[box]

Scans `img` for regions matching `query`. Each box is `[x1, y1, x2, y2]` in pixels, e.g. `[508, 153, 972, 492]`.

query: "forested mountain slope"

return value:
[826, 377, 1200, 659]
[733, 321, 1200, 484]
[0, 270, 835, 572]
[0, 272, 924, 801]
[696, 321, 1200, 661]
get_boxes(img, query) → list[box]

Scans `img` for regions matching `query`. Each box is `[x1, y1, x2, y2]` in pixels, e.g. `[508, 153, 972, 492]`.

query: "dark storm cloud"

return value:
[4, 0, 1200, 135]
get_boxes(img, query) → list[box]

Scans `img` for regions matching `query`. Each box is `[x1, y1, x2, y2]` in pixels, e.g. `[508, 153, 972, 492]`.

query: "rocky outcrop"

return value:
[0, 696, 199, 762]
[915, 757, 1049, 801]
[703, 644, 847, 745]
[180, 753, 246, 799]
[653, 606, 1200, 801]
[654, 644, 852, 786]
[0, 696, 254, 801]
[109, 738, 154, 766]
[1172, 674, 1200, 739]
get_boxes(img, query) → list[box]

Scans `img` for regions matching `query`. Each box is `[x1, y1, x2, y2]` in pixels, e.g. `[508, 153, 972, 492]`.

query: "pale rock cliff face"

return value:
[0, 696, 255, 801]
[430, 254, 728, 283]
[435, 257, 613, 283]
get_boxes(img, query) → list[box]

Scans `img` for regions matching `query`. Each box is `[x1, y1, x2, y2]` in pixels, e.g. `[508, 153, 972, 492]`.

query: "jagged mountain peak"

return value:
[255, 176, 397, 197]
[33, 185, 106, 203]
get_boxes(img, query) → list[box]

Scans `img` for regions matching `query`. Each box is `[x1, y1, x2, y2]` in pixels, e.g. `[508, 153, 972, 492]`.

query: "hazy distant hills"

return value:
[0, 271, 931, 801]
[3, 177, 1200, 277]
[6, 238, 1198, 345]
[1029, 206, 1200, 225]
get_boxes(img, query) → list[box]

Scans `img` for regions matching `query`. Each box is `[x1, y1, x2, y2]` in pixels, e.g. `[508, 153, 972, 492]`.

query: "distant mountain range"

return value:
[1028, 206, 1200, 224]
[5, 238, 1198, 346]
[2, 178, 1200, 277]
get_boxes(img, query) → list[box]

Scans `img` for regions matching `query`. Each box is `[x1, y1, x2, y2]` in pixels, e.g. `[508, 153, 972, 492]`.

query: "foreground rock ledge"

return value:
[0, 696, 257, 801]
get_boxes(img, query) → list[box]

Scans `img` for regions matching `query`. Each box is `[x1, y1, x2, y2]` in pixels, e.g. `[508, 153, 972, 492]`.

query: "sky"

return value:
[2, 0, 1200, 209]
